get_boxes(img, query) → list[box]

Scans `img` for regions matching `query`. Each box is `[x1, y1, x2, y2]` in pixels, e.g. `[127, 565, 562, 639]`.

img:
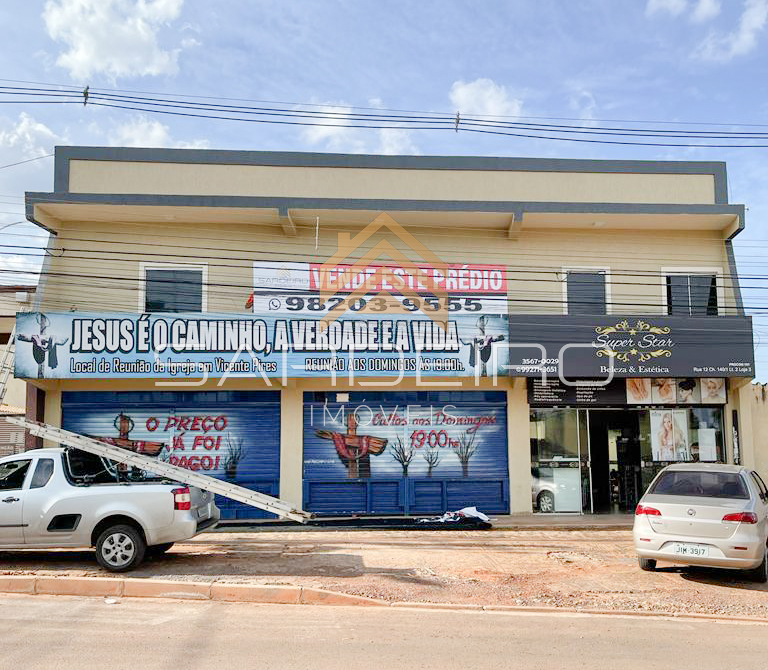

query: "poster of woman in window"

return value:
[650, 409, 691, 462]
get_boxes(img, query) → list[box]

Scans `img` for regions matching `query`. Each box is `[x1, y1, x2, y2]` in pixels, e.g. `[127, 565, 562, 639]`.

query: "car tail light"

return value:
[635, 504, 661, 516]
[173, 486, 191, 511]
[722, 512, 758, 524]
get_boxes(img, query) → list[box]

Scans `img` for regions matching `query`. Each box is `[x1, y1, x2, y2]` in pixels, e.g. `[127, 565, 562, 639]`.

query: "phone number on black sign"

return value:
[275, 296, 485, 312]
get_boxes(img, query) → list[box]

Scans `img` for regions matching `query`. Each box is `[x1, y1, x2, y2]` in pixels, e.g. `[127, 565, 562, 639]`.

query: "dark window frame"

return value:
[566, 270, 608, 316]
[665, 273, 718, 316]
[142, 264, 206, 314]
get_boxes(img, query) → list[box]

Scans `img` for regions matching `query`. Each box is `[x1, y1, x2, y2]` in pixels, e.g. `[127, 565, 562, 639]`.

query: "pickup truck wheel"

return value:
[96, 524, 146, 572]
[147, 542, 174, 556]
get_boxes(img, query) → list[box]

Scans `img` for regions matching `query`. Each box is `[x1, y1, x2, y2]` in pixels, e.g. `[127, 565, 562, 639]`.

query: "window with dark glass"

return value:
[567, 272, 606, 315]
[0, 459, 30, 490]
[145, 268, 203, 313]
[666, 274, 717, 316]
[30, 459, 55, 489]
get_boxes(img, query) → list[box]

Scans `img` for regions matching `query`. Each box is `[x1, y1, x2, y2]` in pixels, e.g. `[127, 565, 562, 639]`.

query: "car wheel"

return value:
[537, 490, 555, 513]
[95, 524, 146, 572]
[638, 557, 657, 572]
[744, 549, 768, 583]
[147, 542, 174, 556]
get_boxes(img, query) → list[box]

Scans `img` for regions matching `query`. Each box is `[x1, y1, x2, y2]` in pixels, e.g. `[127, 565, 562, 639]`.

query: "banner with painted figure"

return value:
[15, 312, 510, 379]
[60, 392, 281, 519]
[303, 401, 508, 481]
[248, 261, 509, 316]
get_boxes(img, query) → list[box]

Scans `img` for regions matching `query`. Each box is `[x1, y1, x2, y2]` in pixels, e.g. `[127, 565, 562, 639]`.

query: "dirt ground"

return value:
[3, 528, 768, 617]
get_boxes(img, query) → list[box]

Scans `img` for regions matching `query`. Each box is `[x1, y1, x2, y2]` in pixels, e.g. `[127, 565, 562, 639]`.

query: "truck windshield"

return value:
[64, 449, 165, 483]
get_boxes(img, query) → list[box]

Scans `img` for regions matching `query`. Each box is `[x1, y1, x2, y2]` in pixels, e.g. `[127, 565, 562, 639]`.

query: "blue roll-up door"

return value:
[303, 391, 509, 516]
[61, 391, 280, 520]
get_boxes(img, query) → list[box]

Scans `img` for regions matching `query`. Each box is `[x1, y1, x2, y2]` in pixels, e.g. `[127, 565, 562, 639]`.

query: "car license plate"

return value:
[197, 506, 209, 520]
[674, 543, 709, 557]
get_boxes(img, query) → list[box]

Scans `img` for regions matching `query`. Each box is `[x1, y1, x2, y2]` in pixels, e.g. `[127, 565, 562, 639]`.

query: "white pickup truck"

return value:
[0, 447, 219, 572]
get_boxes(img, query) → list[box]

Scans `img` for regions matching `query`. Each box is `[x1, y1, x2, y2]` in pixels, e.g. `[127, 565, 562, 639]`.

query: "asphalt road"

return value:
[2, 595, 767, 670]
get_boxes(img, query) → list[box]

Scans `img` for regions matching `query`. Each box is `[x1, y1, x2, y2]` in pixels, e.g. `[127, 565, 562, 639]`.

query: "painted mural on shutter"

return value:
[61, 391, 280, 520]
[303, 391, 509, 515]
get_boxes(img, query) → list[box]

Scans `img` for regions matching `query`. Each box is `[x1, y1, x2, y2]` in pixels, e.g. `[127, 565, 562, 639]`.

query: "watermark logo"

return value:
[313, 212, 451, 331]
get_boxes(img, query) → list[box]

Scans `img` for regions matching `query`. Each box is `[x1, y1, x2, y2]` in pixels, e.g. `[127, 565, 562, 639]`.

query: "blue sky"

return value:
[1, 0, 767, 377]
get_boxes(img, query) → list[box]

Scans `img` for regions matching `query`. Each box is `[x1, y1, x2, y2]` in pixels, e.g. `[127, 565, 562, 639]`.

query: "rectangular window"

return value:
[649, 470, 748, 499]
[666, 274, 717, 316]
[144, 267, 204, 313]
[567, 271, 606, 315]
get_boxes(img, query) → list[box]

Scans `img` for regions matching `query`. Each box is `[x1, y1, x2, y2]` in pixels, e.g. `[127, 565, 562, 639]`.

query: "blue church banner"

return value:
[15, 311, 510, 380]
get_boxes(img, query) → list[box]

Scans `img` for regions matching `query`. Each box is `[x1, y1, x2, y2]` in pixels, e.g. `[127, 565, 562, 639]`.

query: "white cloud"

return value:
[449, 78, 523, 118]
[0, 254, 43, 286]
[375, 128, 419, 155]
[301, 104, 367, 153]
[568, 89, 598, 123]
[42, 0, 190, 81]
[646, 0, 688, 17]
[694, 0, 768, 61]
[109, 115, 208, 148]
[301, 101, 419, 155]
[0, 113, 59, 158]
[691, 0, 721, 22]
[0, 113, 63, 231]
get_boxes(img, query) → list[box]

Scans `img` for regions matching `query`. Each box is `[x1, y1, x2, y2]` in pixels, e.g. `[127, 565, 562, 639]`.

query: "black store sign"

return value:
[507, 315, 754, 378]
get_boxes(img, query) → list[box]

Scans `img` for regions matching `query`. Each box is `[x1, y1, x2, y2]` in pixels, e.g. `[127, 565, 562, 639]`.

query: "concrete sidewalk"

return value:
[2, 526, 766, 618]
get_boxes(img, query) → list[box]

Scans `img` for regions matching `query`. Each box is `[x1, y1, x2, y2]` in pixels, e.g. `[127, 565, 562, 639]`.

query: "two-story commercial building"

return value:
[17, 146, 756, 519]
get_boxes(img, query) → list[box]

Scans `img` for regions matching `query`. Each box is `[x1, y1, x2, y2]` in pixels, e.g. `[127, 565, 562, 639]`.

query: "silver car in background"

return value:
[634, 464, 768, 582]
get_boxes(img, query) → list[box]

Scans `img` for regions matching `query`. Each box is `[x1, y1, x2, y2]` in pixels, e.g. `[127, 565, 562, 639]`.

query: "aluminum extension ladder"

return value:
[8, 417, 312, 523]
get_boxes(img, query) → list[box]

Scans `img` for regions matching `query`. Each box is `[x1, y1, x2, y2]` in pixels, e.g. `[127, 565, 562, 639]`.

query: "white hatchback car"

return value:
[634, 464, 768, 582]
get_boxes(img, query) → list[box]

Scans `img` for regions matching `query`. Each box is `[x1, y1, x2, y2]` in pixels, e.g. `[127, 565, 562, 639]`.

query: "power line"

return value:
[5, 85, 768, 148]
[0, 153, 54, 171]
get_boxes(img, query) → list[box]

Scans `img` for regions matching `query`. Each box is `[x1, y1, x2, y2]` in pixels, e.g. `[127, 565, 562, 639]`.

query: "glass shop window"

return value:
[530, 409, 581, 513]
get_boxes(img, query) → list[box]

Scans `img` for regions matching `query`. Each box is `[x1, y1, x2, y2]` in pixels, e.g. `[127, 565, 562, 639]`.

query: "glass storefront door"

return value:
[532, 406, 726, 514]
[587, 410, 642, 513]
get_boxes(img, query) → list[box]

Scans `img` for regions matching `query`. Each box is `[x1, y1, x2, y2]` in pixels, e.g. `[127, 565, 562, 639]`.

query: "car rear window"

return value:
[650, 471, 750, 499]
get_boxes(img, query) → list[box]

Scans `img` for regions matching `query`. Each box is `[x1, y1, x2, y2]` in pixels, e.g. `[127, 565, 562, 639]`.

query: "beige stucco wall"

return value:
[749, 384, 768, 478]
[68, 160, 719, 205]
[38, 219, 740, 317]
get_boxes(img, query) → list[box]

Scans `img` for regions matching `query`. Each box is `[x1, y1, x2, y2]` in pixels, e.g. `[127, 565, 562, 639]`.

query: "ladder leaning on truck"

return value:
[3, 314, 310, 522]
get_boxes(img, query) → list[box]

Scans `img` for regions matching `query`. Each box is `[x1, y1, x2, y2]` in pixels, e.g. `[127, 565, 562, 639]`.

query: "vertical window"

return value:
[144, 267, 204, 313]
[567, 271, 606, 315]
[30, 459, 54, 489]
[666, 274, 718, 316]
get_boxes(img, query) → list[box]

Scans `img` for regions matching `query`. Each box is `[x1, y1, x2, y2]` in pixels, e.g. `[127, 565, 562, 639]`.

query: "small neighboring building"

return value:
[16, 146, 756, 518]
[0, 285, 35, 456]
